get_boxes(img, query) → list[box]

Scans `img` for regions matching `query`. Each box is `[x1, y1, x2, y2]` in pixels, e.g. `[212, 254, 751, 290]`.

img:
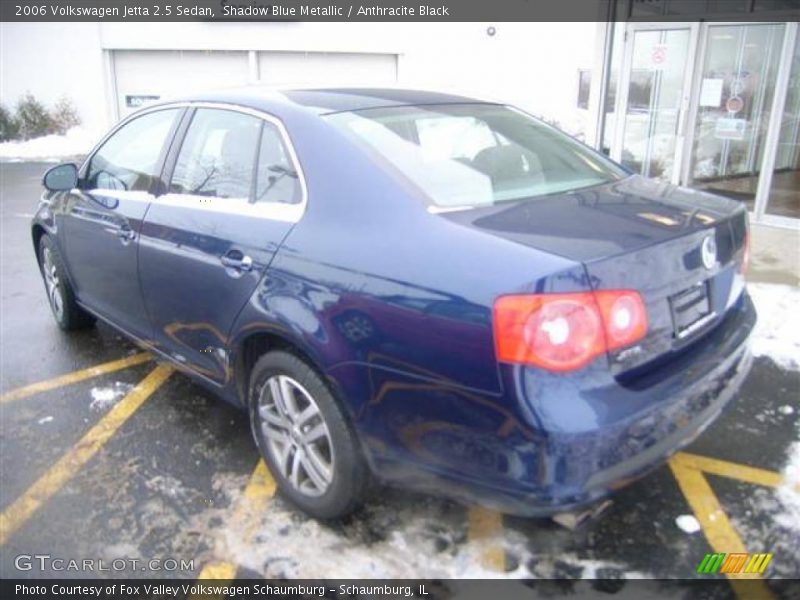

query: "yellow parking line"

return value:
[0, 352, 152, 404]
[194, 460, 276, 583]
[0, 365, 173, 546]
[669, 455, 775, 600]
[676, 452, 786, 489]
[468, 506, 506, 572]
[195, 562, 237, 581]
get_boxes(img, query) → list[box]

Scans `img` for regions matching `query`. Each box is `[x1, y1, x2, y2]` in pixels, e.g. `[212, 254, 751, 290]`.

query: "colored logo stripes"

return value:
[697, 552, 773, 574]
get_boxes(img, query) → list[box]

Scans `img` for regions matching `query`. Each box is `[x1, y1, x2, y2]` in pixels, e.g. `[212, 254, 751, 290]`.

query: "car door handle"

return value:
[220, 252, 253, 272]
[103, 225, 136, 242]
[117, 226, 136, 241]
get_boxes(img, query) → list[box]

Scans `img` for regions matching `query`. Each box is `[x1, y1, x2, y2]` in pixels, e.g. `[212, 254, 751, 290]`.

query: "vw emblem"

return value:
[701, 235, 717, 270]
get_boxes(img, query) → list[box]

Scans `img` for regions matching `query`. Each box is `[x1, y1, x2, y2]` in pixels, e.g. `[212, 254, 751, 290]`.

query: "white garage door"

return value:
[257, 51, 397, 86]
[113, 50, 397, 118]
[113, 50, 250, 117]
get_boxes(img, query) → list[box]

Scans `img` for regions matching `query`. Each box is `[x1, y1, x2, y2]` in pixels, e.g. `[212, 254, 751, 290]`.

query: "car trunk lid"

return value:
[440, 175, 748, 374]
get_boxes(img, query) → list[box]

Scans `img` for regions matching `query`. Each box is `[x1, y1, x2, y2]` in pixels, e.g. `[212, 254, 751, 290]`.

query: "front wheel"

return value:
[38, 235, 95, 331]
[249, 350, 368, 519]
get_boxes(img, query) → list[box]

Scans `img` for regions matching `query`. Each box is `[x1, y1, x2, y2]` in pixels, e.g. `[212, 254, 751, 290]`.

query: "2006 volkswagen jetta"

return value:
[33, 88, 755, 519]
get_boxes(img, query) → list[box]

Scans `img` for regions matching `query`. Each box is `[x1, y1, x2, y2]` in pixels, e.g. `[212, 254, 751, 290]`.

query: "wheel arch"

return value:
[233, 329, 336, 409]
[232, 328, 370, 455]
[31, 223, 48, 262]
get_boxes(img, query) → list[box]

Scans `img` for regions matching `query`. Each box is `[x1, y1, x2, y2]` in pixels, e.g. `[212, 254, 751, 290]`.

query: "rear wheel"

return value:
[38, 235, 95, 331]
[249, 350, 368, 519]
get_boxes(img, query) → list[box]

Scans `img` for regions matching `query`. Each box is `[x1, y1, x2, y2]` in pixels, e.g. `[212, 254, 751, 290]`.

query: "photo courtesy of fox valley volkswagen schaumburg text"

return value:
[0, 1, 799, 599]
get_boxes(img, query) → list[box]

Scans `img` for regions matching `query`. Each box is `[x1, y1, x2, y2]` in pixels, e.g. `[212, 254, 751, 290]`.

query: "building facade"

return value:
[1, 10, 797, 226]
[0, 22, 597, 138]
[588, 1, 799, 226]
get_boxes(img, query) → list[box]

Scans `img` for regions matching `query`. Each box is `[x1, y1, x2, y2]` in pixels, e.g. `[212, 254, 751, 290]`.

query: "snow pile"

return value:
[0, 126, 99, 161]
[747, 283, 800, 370]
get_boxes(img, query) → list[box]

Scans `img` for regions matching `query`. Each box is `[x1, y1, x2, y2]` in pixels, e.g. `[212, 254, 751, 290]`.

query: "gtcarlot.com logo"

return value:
[697, 553, 773, 574]
[14, 554, 194, 572]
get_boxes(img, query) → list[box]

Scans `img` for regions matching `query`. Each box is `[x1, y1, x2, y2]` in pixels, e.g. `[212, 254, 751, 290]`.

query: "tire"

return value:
[38, 234, 96, 331]
[249, 350, 368, 519]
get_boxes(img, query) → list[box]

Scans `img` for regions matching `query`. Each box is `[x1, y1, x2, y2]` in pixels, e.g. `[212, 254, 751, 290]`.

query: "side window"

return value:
[170, 109, 261, 201]
[254, 123, 302, 204]
[85, 109, 178, 192]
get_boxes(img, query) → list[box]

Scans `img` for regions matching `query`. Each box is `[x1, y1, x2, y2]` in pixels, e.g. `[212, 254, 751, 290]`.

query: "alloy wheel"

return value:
[42, 247, 64, 320]
[257, 374, 335, 497]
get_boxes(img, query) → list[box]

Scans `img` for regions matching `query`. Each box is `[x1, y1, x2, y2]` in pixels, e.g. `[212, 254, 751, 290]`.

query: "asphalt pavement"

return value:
[1, 162, 798, 596]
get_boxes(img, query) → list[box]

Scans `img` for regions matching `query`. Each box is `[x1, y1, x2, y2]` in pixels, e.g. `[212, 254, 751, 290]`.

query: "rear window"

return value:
[326, 104, 627, 209]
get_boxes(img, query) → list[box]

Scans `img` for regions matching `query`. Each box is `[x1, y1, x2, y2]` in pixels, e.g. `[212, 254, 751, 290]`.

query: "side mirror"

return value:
[43, 163, 79, 192]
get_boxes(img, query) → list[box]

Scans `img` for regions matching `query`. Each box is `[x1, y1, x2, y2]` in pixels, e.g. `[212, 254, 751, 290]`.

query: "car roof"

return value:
[166, 86, 496, 117]
[282, 87, 492, 114]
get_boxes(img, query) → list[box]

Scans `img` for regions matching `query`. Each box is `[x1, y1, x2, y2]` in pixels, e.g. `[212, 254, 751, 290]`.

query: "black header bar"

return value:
[2, 0, 799, 22]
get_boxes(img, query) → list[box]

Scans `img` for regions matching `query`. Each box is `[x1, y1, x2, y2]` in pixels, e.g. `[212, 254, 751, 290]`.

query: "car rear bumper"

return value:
[438, 290, 756, 516]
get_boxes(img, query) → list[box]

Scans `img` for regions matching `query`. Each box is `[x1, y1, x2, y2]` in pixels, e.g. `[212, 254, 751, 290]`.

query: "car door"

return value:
[138, 106, 304, 383]
[63, 107, 183, 339]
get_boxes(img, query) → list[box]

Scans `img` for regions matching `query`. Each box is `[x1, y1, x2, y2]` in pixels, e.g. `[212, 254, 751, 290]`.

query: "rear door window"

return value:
[170, 108, 261, 201]
[254, 123, 302, 205]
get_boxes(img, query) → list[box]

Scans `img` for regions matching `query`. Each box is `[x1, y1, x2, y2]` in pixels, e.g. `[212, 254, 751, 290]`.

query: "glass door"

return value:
[764, 32, 800, 220]
[684, 23, 786, 212]
[611, 24, 697, 183]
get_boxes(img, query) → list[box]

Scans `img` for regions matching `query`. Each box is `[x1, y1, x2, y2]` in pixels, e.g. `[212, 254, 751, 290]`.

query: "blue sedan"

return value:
[32, 88, 755, 519]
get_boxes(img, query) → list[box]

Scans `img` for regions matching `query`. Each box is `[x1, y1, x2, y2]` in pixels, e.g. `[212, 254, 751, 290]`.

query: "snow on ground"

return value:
[145, 474, 190, 501]
[213, 495, 649, 579]
[775, 440, 800, 536]
[746, 282, 800, 566]
[89, 382, 133, 412]
[0, 127, 100, 161]
[747, 283, 800, 371]
[736, 434, 800, 577]
[674, 514, 701, 534]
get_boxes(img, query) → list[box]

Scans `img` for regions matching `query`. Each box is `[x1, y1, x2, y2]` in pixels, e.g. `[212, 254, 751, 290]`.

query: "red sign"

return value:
[651, 45, 668, 66]
[726, 96, 745, 114]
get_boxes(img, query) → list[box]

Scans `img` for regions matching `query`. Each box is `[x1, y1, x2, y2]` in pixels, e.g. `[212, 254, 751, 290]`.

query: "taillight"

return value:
[493, 290, 648, 372]
[593, 291, 648, 351]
